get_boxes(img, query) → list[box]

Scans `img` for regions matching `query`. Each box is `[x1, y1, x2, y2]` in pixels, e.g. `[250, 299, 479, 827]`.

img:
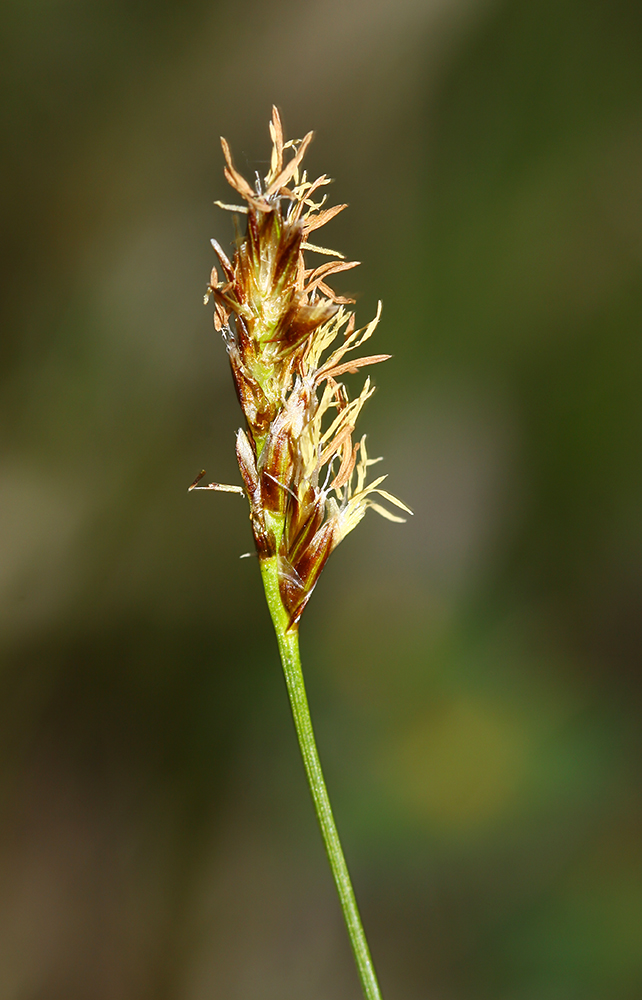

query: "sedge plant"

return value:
[190, 107, 411, 1000]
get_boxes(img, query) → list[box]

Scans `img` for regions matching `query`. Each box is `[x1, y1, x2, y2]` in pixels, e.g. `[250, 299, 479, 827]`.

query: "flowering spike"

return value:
[203, 110, 411, 628]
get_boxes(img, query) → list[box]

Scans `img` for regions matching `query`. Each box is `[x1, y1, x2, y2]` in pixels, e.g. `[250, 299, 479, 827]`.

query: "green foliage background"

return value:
[1, 0, 642, 997]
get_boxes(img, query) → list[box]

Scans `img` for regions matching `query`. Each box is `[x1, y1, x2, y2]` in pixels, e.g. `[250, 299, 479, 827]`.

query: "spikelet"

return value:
[203, 107, 411, 628]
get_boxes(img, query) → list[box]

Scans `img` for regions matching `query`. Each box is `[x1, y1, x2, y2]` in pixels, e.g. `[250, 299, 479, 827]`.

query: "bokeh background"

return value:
[2, 0, 642, 997]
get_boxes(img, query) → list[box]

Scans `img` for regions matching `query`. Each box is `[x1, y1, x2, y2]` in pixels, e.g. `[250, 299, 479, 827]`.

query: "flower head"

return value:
[205, 107, 411, 628]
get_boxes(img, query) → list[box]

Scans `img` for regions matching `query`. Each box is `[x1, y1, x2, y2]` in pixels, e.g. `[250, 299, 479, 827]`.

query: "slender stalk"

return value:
[260, 555, 383, 1000]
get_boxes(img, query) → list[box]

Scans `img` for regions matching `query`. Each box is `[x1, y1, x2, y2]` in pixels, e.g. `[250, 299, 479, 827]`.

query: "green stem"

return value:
[260, 555, 383, 1000]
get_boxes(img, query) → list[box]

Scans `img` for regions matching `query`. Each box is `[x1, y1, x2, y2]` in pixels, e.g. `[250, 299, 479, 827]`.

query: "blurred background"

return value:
[2, 0, 642, 997]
